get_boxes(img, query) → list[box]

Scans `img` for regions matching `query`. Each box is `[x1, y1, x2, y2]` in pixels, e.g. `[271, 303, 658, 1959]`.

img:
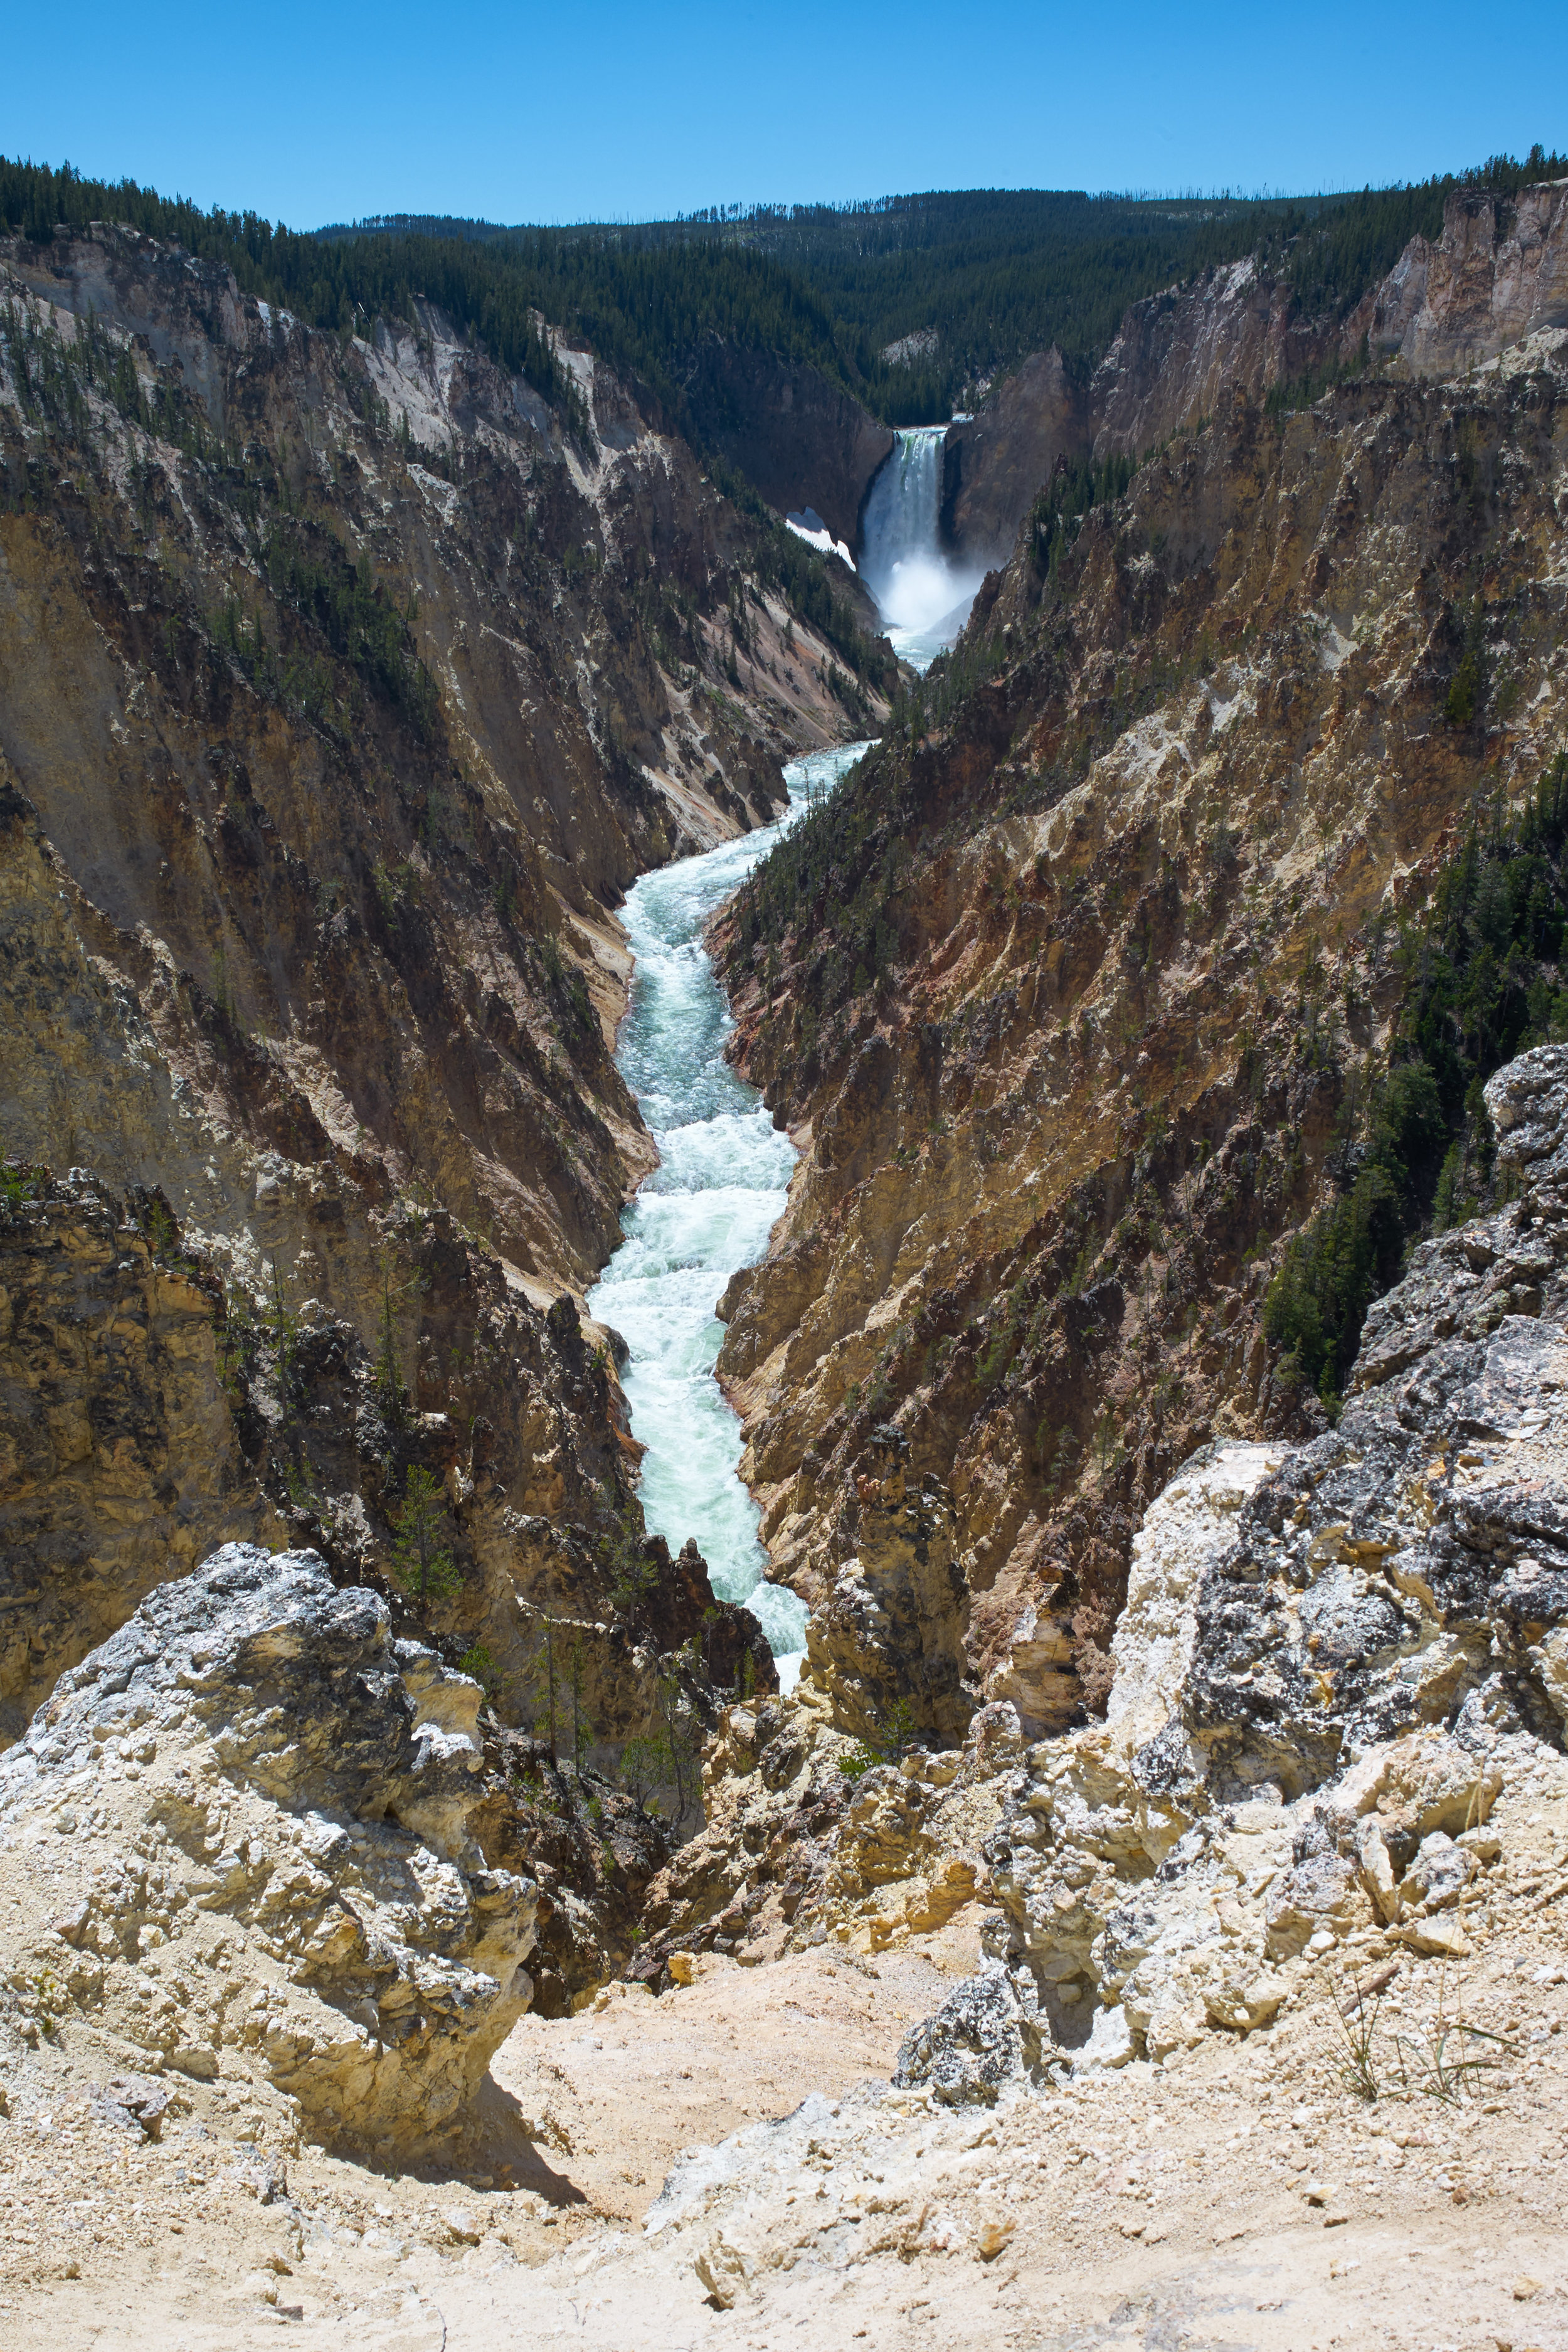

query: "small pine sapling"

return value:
[391, 1465, 461, 1608]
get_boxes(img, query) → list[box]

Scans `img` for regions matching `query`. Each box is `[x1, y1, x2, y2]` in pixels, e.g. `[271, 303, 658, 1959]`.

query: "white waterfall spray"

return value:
[860, 425, 983, 671]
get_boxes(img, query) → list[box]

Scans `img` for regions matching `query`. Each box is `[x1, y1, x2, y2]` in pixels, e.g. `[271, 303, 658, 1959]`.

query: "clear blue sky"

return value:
[4, 1, 1564, 229]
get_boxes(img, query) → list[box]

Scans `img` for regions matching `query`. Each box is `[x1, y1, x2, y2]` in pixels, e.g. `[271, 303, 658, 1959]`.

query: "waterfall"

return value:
[860, 425, 983, 671]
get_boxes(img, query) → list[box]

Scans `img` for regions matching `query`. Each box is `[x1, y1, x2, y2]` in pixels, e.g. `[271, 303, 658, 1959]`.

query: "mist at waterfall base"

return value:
[861, 425, 985, 674]
[586, 745, 871, 1691]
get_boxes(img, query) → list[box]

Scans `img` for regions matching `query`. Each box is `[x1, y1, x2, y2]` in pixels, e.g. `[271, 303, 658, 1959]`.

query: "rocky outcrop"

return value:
[0, 1545, 537, 2153]
[966, 1045, 1568, 2073]
[941, 349, 1087, 566]
[1089, 256, 1340, 460]
[1187, 1044, 1568, 1792]
[633, 1685, 857, 1969]
[802, 1431, 972, 1744]
[1359, 177, 1568, 376]
[893, 1966, 1042, 2104]
[681, 341, 894, 553]
[632, 1682, 1020, 1976]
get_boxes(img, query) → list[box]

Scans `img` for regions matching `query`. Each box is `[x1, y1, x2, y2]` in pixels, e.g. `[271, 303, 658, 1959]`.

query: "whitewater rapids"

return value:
[586, 743, 871, 1689]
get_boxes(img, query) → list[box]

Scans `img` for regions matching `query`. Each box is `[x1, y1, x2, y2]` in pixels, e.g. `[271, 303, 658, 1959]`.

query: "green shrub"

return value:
[458, 1642, 499, 1693]
[0, 1159, 46, 1215]
[836, 1696, 917, 1778]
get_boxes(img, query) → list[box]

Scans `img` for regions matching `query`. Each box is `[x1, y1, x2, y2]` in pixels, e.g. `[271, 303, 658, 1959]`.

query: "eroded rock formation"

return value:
[0, 1544, 536, 2153]
[716, 310, 1568, 1740]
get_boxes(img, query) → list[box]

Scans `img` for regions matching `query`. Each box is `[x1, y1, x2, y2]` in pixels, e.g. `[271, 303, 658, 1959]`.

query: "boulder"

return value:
[893, 1966, 1042, 2105]
[0, 1544, 536, 2153]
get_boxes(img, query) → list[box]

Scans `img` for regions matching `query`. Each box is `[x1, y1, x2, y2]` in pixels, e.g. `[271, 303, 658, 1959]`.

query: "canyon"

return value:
[2, 162, 1568, 2351]
[0, 215, 889, 1777]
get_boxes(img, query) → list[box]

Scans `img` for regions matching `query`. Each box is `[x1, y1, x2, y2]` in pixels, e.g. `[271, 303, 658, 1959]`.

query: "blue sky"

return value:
[5, 1, 1565, 228]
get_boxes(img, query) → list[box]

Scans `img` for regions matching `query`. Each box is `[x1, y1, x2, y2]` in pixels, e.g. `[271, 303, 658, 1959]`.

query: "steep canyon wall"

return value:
[0, 222, 877, 1766]
[718, 293, 1568, 1756]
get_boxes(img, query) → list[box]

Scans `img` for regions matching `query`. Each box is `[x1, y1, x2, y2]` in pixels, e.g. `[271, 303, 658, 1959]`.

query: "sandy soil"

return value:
[492, 1926, 982, 2219]
[2, 1813, 1564, 2352]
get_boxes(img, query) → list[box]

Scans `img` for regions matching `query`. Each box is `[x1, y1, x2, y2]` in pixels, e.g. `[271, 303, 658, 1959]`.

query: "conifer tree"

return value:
[391, 1466, 460, 1607]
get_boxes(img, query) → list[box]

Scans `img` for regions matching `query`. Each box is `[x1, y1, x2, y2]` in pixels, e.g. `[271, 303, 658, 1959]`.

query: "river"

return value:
[586, 743, 871, 1689]
[587, 433, 966, 1685]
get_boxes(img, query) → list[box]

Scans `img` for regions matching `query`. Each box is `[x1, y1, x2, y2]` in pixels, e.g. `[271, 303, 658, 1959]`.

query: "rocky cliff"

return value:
[941, 347, 1088, 567]
[0, 223, 877, 1286]
[912, 1041, 1568, 2077]
[943, 176, 1568, 575]
[0, 1544, 538, 2153]
[1091, 179, 1568, 460]
[1358, 176, 1568, 378]
[716, 311, 1568, 1749]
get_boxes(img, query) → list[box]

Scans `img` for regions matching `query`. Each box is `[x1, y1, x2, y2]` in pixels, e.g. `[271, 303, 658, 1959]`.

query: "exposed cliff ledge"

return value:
[1359, 176, 1568, 377]
[1086, 255, 1345, 462]
[1090, 180, 1568, 460]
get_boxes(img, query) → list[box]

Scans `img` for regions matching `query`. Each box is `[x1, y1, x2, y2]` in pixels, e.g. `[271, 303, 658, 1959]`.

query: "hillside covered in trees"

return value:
[5, 150, 1564, 437]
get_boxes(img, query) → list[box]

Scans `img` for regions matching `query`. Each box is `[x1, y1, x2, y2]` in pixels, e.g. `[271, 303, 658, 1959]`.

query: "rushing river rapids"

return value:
[588, 445, 969, 1680]
[586, 744, 871, 1688]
